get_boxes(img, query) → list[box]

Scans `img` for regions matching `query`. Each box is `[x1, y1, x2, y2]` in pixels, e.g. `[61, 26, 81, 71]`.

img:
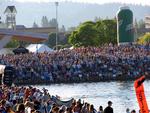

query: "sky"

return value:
[0, 0, 149, 28]
[11, 0, 150, 6]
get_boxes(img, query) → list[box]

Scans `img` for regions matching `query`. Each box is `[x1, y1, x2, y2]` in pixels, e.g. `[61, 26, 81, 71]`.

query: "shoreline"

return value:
[13, 75, 150, 86]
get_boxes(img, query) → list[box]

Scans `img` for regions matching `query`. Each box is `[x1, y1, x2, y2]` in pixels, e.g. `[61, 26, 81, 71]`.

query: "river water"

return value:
[34, 80, 150, 113]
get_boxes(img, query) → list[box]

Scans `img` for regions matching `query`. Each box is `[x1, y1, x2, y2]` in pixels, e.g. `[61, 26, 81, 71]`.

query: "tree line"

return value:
[33, 16, 66, 32]
[68, 18, 146, 47]
[33, 16, 57, 28]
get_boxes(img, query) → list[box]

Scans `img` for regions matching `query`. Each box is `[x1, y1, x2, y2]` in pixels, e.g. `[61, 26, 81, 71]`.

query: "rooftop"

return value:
[4, 6, 17, 14]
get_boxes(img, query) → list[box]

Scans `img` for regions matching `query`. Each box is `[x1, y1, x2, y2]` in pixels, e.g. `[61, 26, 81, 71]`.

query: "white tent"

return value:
[69, 46, 74, 50]
[26, 44, 53, 53]
[0, 48, 13, 55]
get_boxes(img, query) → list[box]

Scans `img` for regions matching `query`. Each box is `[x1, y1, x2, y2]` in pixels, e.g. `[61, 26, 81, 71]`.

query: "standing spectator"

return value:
[97, 106, 103, 113]
[131, 110, 136, 113]
[16, 103, 25, 113]
[104, 101, 113, 113]
[5, 103, 15, 113]
[126, 108, 130, 113]
[0, 100, 6, 113]
[89, 104, 97, 113]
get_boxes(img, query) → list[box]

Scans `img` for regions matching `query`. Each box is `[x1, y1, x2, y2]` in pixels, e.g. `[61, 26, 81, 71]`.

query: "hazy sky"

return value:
[12, 0, 150, 6]
[1, 0, 148, 27]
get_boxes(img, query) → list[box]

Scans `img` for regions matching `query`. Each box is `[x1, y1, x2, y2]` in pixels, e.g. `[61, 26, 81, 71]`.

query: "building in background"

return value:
[4, 6, 17, 30]
[145, 16, 150, 29]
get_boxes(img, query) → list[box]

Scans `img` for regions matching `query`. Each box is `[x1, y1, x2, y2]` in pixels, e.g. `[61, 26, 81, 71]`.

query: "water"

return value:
[33, 80, 150, 113]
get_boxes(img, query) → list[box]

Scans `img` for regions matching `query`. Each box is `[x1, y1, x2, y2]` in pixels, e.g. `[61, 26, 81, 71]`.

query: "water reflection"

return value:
[34, 80, 150, 113]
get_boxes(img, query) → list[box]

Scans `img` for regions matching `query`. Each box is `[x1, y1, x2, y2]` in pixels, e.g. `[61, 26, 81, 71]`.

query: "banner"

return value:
[134, 76, 149, 113]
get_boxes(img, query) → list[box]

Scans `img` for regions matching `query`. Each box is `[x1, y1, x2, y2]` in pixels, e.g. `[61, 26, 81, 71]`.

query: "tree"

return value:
[95, 20, 105, 45]
[95, 19, 117, 44]
[45, 33, 63, 49]
[5, 39, 20, 48]
[32, 21, 38, 28]
[41, 16, 49, 27]
[137, 33, 150, 45]
[60, 25, 66, 32]
[94, 16, 101, 22]
[49, 18, 57, 27]
[68, 31, 79, 47]
[138, 19, 145, 29]
[45, 32, 70, 49]
[45, 33, 57, 48]
[134, 18, 138, 40]
[68, 19, 117, 47]
[101, 19, 117, 44]
[134, 18, 138, 28]
[69, 21, 100, 47]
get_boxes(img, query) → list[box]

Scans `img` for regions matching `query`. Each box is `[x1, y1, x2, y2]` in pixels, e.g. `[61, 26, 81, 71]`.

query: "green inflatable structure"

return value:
[117, 6, 134, 45]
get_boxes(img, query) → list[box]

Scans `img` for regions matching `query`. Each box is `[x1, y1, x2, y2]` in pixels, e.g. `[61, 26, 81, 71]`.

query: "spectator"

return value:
[131, 110, 136, 113]
[104, 101, 113, 113]
[126, 108, 130, 113]
[98, 106, 103, 113]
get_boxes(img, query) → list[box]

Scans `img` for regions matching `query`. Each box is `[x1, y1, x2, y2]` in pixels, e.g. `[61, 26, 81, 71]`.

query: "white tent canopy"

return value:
[0, 48, 13, 55]
[0, 65, 5, 74]
[26, 44, 53, 53]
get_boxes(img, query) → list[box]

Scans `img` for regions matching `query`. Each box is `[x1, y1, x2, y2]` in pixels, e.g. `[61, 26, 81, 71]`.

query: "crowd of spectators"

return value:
[0, 85, 137, 113]
[0, 44, 150, 84]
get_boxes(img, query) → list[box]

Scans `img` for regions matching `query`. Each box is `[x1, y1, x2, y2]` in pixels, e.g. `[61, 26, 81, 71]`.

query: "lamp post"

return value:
[55, 2, 58, 50]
